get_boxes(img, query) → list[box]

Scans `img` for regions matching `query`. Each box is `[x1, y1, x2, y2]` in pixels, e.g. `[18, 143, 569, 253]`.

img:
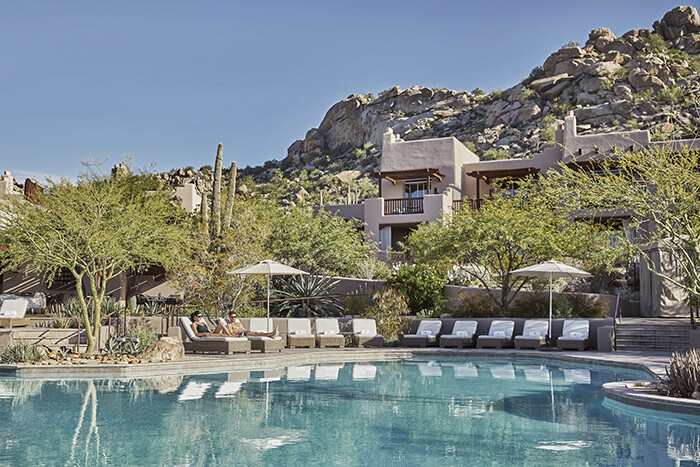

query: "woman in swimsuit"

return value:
[190, 311, 229, 337]
[224, 311, 279, 338]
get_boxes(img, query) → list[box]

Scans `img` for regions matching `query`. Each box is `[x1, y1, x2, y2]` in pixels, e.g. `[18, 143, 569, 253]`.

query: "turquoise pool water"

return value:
[0, 358, 698, 466]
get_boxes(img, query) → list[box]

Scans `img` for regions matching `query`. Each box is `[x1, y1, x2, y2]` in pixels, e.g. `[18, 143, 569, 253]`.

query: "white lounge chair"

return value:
[179, 317, 251, 354]
[439, 321, 478, 348]
[402, 320, 442, 347]
[514, 320, 549, 349]
[556, 320, 590, 351]
[476, 320, 515, 349]
[287, 318, 315, 348]
[0, 299, 30, 328]
[248, 318, 284, 352]
[351, 319, 384, 347]
[315, 318, 344, 348]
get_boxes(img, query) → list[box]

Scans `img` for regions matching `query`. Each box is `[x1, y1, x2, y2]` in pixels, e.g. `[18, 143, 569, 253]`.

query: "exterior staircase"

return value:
[614, 318, 693, 352]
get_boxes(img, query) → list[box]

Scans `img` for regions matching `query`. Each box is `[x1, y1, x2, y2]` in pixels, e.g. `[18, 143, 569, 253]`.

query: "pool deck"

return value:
[0, 347, 673, 378]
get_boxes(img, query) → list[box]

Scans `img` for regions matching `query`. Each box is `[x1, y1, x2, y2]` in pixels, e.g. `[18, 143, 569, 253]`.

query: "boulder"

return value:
[602, 40, 636, 56]
[550, 58, 595, 77]
[628, 68, 666, 92]
[541, 80, 572, 99]
[286, 139, 304, 165]
[303, 128, 326, 155]
[585, 61, 622, 77]
[611, 100, 635, 119]
[613, 83, 634, 99]
[335, 170, 362, 183]
[586, 27, 616, 52]
[579, 76, 605, 93]
[653, 6, 700, 40]
[576, 92, 599, 106]
[318, 96, 366, 149]
[529, 73, 572, 92]
[543, 47, 585, 76]
[512, 103, 541, 126]
[137, 337, 185, 362]
[574, 104, 613, 121]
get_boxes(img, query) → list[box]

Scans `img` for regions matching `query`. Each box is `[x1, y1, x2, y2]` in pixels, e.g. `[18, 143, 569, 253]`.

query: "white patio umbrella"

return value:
[227, 260, 307, 331]
[511, 260, 592, 340]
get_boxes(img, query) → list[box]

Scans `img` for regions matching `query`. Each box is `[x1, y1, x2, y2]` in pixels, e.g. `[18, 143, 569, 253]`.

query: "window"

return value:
[404, 179, 427, 198]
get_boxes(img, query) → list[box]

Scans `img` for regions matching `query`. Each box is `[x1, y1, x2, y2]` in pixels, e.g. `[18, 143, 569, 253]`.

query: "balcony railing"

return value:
[384, 197, 424, 215]
[452, 198, 484, 210]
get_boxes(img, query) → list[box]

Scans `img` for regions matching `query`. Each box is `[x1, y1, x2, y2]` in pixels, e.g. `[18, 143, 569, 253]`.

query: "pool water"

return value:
[1, 358, 699, 466]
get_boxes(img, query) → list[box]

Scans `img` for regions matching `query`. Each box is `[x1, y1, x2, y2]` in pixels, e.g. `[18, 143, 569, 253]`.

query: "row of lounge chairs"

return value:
[403, 319, 590, 351]
[178, 317, 384, 355]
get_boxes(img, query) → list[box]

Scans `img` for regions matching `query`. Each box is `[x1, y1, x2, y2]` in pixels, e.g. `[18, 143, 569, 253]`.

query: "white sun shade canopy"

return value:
[227, 259, 307, 276]
[511, 260, 592, 278]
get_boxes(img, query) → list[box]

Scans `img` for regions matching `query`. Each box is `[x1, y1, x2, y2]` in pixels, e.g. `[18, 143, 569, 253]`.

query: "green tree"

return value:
[405, 181, 613, 315]
[168, 198, 269, 316]
[0, 162, 189, 353]
[265, 206, 373, 276]
[541, 145, 700, 310]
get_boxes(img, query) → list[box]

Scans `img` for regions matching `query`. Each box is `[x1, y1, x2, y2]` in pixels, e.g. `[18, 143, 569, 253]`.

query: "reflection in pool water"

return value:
[0, 359, 698, 466]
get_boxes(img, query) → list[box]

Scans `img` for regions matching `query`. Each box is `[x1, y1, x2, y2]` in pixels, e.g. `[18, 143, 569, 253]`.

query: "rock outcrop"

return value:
[163, 7, 700, 201]
[137, 337, 185, 362]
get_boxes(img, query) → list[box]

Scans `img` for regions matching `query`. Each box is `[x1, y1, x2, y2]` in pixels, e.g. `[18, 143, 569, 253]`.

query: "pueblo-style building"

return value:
[322, 112, 700, 317]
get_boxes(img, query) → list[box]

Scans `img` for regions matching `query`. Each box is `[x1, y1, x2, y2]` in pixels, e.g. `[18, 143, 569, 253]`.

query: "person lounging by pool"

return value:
[224, 311, 279, 338]
[190, 311, 230, 337]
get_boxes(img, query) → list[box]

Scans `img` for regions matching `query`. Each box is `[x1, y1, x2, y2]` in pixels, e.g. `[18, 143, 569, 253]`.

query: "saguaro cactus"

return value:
[211, 143, 223, 237]
[224, 161, 237, 228]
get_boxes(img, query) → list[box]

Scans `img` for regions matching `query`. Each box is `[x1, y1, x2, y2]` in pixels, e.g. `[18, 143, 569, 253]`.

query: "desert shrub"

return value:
[355, 259, 390, 280]
[0, 341, 45, 364]
[345, 288, 374, 316]
[567, 294, 608, 318]
[454, 292, 495, 318]
[519, 86, 536, 101]
[271, 275, 344, 317]
[660, 349, 700, 398]
[642, 33, 668, 54]
[511, 293, 572, 318]
[462, 140, 477, 153]
[360, 288, 411, 342]
[387, 263, 449, 315]
[127, 321, 158, 348]
[481, 148, 510, 161]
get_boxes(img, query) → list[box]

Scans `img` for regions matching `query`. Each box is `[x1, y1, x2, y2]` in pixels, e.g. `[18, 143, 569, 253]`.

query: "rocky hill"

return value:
[164, 6, 700, 206]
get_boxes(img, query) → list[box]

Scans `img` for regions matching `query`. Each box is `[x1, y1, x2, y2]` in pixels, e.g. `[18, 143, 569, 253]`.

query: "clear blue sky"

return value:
[0, 0, 685, 181]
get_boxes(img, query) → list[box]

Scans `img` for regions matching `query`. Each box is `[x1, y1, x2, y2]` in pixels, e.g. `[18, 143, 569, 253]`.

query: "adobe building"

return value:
[322, 112, 700, 317]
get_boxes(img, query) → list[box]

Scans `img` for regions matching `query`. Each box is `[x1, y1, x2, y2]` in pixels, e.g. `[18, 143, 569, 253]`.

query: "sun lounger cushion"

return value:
[0, 299, 29, 318]
[179, 317, 248, 342]
[351, 319, 384, 347]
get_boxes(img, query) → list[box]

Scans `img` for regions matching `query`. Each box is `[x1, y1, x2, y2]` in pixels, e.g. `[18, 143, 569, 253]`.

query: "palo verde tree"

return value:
[0, 162, 190, 353]
[541, 144, 700, 312]
[405, 179, 620, 315]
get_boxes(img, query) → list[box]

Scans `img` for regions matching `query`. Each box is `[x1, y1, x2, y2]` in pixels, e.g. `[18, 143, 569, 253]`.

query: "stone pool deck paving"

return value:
[0, 347, 673, 378]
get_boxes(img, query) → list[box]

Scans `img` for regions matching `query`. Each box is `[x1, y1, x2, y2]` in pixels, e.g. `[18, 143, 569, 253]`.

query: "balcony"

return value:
[452, 198, 484, 210]
[384, 197, 424, 215]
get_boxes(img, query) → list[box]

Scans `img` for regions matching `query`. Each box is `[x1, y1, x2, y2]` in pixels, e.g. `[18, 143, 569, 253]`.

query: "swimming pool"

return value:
[1, 358, 698, 466]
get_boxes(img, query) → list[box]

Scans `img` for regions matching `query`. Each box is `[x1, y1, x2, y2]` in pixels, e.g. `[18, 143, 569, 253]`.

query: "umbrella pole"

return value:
[549, 272, 553, 342]
[267, 273, 271, 332]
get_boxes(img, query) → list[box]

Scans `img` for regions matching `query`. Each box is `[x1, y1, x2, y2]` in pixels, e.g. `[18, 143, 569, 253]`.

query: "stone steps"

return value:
[614, 322, 693, 352]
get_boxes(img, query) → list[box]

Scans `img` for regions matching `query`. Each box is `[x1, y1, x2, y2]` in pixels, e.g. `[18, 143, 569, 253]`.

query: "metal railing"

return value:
[384, 197, 424, 215]
[452, 198, 484, 210]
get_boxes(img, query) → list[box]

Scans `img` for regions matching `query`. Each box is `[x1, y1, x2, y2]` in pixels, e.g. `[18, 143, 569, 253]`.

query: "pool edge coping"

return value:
[603, 380, 700, 416]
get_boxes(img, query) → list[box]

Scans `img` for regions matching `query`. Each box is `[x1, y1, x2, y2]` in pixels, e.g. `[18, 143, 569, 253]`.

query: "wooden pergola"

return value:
[371, 168, 445, 198]
[465, 167, 540, 202]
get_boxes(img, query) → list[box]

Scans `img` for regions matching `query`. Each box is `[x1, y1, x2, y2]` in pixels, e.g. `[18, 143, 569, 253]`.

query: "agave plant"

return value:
[271, 275, 344, 318]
